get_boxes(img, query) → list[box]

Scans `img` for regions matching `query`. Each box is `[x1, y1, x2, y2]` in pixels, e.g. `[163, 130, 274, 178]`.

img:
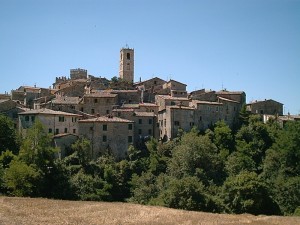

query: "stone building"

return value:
[70, 68, 88, 80]
[78, 115, 134, 159]
[119, 47, 134, 83]
[11, 86, 52, 109]
[78, 92, 118, 116]
[158, 105, 195, 141]
[18, 108, 81, 136]
[246, 99, 283, 115]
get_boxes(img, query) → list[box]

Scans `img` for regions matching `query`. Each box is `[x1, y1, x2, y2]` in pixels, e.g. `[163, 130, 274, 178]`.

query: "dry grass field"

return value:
[0, 197, 300, 225]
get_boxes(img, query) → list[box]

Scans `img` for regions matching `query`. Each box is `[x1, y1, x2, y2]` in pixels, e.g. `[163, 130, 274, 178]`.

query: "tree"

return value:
[0, 114, 19, 154]
[168, 129, 225, 185]
[156, 176, 207, 211]
[18, 120, 57, 196]
[3, 159, 41, 197]
[222, 171, 280, 215]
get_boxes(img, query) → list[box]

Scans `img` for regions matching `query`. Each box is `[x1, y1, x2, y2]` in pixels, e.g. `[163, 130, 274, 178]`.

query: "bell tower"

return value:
[119, 46, 134, 83]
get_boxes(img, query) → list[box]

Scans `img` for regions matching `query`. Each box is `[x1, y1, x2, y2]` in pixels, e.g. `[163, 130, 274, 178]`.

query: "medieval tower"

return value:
[119, 47, 134, 83]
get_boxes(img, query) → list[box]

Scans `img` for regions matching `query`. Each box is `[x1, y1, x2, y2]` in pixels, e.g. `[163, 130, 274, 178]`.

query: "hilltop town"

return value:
[0, 47, 295, 159]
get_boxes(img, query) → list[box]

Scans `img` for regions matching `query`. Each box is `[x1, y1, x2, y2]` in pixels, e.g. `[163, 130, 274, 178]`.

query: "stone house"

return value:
[0, 99, 27, 127]
[53, 133, 78, 159]
[11, 86, 52, 109]
[246, 99, 283, 115]
[79, 92, 118, 116]
[190, 100, 224, 130]
[78, 115, 134, 159]
[111, 90, 141, 105]
[158, 105, 195, 141]
[163, 79, 187, 91]
[155, 95, 190, 111]
[18, 108, 81, 136]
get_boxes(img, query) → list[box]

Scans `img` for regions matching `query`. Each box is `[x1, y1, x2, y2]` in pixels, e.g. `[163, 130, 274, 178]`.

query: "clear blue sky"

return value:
[1, 0, 299, 114]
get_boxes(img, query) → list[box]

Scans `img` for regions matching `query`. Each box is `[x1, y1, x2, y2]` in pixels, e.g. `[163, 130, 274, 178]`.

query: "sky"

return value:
[0, 0, 299, 114]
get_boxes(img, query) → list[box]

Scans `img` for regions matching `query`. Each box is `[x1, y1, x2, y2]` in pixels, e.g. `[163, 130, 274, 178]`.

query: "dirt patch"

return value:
[0, 197, 299, 225]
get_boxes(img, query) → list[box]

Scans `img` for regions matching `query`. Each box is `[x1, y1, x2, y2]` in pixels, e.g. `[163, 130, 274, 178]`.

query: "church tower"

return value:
[119, 47, 134, 83]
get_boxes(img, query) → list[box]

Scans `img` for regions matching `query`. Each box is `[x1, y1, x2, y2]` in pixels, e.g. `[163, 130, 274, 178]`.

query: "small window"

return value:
[64, 128, 68, 133]
[148, 129, 152, 135]
[31, 116, 35, 122]
[25, 116, 29, 121]
[73, 129, 76, 134]
[90, 127, 93, 131]
[164, 119, 166, 126]
[80, 107, 84, 112]
[103, 124, 107, 131]
[55, 129, 59, 134]
[138, 129, 142, 135]
[139, 119, 142, 124]
[59, 116, 65, 122]
[127, 53, 130, 60]
[260, 110, 264, 114]
[106, 110, 110, 114]
[91, 109, 95, 114]
[128, 136, 133, 143]
[154, 81, 157, 85]
[49, 128, 52, 133]
[149, 119, 152, 124]
[103, 135, 107, 142]
[174, 121, 180, 126]
[128, 124, 133, 130]
[94, 99, 98, 103]
[200, 116, 202, 121]
[190, 122, 194, 127]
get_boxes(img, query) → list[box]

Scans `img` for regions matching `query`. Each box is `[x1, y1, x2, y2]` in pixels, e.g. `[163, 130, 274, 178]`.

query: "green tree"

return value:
[3, 159, 41, 196]
[222, 171, 280, 215]
[168, 129, 225, 185]
[0, 114, 19, 154]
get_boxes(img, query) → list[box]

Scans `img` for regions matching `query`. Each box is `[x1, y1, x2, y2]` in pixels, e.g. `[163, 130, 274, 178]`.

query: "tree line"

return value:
[0, 111, 299, 216]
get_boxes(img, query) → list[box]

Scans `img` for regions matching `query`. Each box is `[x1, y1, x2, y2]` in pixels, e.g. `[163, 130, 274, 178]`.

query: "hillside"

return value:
[0, 197, 299, 225]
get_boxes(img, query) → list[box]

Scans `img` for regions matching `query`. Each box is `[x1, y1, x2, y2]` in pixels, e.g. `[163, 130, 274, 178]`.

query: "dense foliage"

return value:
[0, 114, 299, 216]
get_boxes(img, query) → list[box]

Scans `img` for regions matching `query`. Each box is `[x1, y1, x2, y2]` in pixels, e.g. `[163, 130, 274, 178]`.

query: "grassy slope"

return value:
[0, 197, 300, 225]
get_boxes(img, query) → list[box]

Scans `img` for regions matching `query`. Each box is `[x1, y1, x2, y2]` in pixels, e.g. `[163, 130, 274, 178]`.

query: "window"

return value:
[139, 119, 142, 124]
[199, 116, 202, 121]
[49, 128, 52, 133]
[216, 106, 219, 112]
[148, 129, 152, 135]
[128, 124, 133, 130]
[73, 129, 76, 134]
[64, 128, 68, 133]
[80, 107, 84, 112]
[103, 124, 107, 131]
[90, 127, 93, 131]
[127, 53, 130, 60]
[103, 135, 107, 142]
[59, 116, 64, 122]
[190, 122, 194, 127]
[91, 109, 95, 114]
[31, 116, 35, 122]
[138, 129, 142, 135]
[154, 80, 157, 85]
[128, 136, 133, 143]
[260, 110, 264, 114]
[106, 110, 110, 114]
[94, 99, 98, 103]
[55, 129, 59, 134]
[174, 121, 180, 126]
[149, 119, 152, 124]
[25, 116, 29, 121]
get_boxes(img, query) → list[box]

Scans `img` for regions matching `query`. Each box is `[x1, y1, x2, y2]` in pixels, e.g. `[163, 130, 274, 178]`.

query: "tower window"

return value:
[127, 53, 130, 60]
